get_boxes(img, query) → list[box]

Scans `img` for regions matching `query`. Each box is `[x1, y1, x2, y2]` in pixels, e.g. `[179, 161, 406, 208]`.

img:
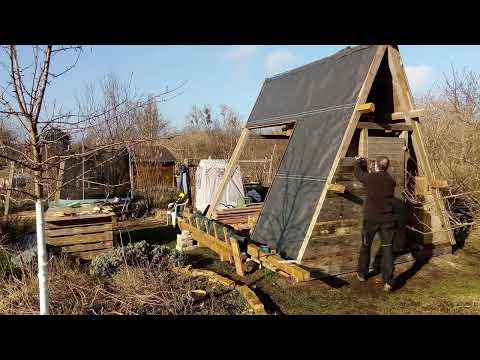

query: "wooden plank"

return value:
[45, 211, 113, 222]
[54, 160, 65, 205]
[61, 241, 113, 253]
[230, 236, 245, 276]
[297, 45, 388, 263]
[3, 161, 15, 217]
[431, 179, 448, 189]
[355, 102, 375, 114]
[46, 223, 112, 237]
[390, 109, 424, 120]
[206, 128, 251, 218]
[236, 285, 266, 315]
[388, 45, 454, 245]
[357, 122, 412, 131]
[47, 231, 113, 246]
[327, 184, 345, 193]
[46, 218, 111, 229]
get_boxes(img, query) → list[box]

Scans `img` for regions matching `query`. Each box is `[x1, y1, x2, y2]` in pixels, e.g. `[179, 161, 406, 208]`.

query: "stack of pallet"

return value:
[212, 203, 263, 225]
[45, 205, 114, 260]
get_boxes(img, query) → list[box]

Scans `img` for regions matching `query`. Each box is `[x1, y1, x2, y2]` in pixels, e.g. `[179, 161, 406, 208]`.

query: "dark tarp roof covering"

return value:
[246, 45, 379, 129]
[250, 45, 381, 260]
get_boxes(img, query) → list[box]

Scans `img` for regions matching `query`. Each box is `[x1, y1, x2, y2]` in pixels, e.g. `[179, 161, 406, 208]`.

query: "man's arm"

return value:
[354, 157, 369, 184]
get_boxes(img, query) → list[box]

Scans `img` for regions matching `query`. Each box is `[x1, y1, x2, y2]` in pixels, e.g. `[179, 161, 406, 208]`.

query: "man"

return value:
[354, 155, 397, 292]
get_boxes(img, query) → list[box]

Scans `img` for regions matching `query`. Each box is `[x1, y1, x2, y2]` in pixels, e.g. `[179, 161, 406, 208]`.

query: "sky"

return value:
[14, 45, 480, 129]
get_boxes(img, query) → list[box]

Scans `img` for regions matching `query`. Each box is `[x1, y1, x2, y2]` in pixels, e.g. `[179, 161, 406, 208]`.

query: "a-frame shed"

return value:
[207, 45, 454, 275]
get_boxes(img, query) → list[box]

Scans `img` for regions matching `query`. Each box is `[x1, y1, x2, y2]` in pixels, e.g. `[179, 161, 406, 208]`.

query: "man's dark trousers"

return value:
[358, 220, 396, 285]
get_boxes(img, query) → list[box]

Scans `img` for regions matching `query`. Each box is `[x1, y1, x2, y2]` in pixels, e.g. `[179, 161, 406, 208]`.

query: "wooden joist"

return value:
[327, 183, 345, 193]
[355, 102, 375, 114]
[247, 243, 310, 282]
[390, 109, 424, 120]
[357, 122, 412, 131]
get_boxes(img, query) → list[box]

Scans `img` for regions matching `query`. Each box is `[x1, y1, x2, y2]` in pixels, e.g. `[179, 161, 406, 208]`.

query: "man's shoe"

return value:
[383, 283, 393, 292]
[356, 273, 366, 282]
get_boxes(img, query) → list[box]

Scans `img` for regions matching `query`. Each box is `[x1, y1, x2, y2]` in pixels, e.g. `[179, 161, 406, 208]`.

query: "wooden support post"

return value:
[212, 222, 218, 239]
[355, 102, 375, 114]
[223, 227, 233, 263]
[359, 128, 368, 157]
[3, 161, 15, 217]
[388, 45, 455, 245]
[204, 219, 210, 235]
[195, 217, 200, 230]
[54, 160, 65, 205]
[229, 237, 245, 276]
[206, 128, 250, 219]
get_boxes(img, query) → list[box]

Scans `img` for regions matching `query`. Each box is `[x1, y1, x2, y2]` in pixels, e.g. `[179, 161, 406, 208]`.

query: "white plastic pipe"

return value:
[35, 200, 49, 315]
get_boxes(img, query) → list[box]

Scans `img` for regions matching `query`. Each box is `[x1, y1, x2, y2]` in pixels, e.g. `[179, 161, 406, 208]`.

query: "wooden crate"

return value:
[45, 206, 114, 260]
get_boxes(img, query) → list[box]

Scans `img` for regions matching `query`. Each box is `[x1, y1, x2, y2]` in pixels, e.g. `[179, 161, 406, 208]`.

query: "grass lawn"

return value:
[186, 229, 480, 315]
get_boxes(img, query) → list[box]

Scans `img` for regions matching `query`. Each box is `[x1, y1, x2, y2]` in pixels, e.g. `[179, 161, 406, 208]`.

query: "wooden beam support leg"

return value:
[229, 236, 245, 277]
[206, 128, 251, 219]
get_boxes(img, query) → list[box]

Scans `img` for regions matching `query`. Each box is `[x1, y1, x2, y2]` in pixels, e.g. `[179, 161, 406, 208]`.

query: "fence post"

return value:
[35, 199, 49, 315]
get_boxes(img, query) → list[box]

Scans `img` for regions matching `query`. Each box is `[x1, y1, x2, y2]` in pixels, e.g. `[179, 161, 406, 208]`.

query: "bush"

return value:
[89, 241, 187, 277]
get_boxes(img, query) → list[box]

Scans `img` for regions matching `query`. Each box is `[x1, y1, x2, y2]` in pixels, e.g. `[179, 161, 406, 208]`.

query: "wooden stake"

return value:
[54, 160, 65, 205]
[3, 161, 15, 217]
[206, 128, 251, 219]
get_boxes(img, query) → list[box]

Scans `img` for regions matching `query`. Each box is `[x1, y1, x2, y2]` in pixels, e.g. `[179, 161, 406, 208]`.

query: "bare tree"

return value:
[413, 66, 480, 233]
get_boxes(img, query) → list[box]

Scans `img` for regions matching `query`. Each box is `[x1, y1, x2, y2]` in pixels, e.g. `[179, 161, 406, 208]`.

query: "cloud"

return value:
[265, 50, 297, 76]
[224, 45, 259, 62]
[405, 65, 434, 92]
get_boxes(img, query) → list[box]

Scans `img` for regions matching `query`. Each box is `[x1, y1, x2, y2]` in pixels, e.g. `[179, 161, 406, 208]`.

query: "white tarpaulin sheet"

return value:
[195, 159, 245, 213]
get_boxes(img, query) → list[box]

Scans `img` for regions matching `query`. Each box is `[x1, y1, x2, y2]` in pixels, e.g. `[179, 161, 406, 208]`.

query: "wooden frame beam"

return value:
[357, 122, 412, 131]
[206, 128, 251, 219]
[297, 45, 388, 263]
[327, 184, 345, 193]
[355, 102, 375, 114]
[387, 45, 455, 245]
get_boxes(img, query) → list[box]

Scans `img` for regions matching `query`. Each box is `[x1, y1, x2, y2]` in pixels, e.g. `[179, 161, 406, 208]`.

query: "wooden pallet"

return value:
[45, 206, 114, 260]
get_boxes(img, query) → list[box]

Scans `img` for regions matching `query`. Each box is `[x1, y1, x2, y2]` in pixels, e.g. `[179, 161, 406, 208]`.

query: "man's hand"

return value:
[355, 156, 366, 161]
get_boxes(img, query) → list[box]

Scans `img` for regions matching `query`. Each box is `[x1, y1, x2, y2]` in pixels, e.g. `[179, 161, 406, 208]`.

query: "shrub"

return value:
[89, 241, 187, 277]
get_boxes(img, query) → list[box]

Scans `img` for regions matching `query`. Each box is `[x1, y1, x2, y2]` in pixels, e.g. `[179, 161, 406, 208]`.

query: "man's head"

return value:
[375, 156, 390, 172]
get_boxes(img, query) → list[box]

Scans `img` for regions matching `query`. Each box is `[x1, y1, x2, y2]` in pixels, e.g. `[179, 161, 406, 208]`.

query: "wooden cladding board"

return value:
[45, 210, 114, 260]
